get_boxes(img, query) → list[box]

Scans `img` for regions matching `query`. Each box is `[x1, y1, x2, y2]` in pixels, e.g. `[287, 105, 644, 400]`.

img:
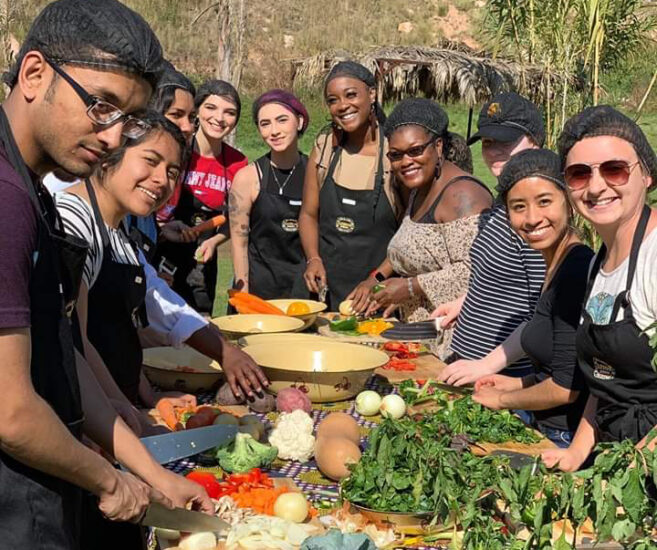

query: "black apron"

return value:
[248, 154, 307, 299]
[157, 148, 225, 312]
[317, 130, 398, 310]
[84, 180, 147, 405]
[0, 108, 87, 549]
[577, 205, 657, 443]
[127, 214, 157, 264]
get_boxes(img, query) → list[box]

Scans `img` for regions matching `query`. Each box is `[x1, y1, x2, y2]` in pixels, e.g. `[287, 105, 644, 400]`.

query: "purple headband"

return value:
[252, 89, 310, 135]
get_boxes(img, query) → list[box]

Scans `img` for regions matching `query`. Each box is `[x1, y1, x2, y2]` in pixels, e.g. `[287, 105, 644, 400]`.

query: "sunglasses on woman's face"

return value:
[565, 159, 641, 191]
[386, 137, 437, 163]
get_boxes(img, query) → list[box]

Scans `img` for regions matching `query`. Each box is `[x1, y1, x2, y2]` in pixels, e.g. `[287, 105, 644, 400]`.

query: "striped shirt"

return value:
[450, 203, 546, 375]
[54, 192, 139, 289]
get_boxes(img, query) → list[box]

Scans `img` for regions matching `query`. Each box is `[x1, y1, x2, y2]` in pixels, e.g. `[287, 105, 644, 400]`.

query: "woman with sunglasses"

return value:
[352, 98, 492, 357]
[157, 80, 246, 312]
[298, 61, 402, 310]
[542, 106, 657, 471]
[229, 90, 309, 298]
[472, 149, 592, 448]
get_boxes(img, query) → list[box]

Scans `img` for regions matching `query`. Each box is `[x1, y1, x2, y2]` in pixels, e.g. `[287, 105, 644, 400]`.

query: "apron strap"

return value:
[611, 204, 652, 320]
[84, 178, 112, 249]
[369, 126, 386, 219]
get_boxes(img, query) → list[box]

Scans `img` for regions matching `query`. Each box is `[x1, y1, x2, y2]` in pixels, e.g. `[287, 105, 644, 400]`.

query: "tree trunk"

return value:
[215, 0, 247, 147]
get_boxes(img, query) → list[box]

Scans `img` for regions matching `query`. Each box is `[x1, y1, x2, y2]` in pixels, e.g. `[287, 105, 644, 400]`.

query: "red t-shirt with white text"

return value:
[157, 143, 247, 221]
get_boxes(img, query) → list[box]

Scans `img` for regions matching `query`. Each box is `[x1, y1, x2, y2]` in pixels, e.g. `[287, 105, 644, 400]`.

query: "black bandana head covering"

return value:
[324, 60, 376, 90]
[5, 0, 163, 90]
[498, 148, 565, 198]
[156, 60, 196, 97]
[558, 105, 657, 185]
[384, 98, 449, 139]
[323, 61, 385, 125]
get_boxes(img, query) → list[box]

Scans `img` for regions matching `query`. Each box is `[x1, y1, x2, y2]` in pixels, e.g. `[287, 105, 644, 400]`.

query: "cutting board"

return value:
[375, 353, 447, 383]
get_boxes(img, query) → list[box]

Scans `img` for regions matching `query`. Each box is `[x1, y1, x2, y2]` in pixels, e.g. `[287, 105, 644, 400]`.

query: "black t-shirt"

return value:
[521, 244, 594, 432]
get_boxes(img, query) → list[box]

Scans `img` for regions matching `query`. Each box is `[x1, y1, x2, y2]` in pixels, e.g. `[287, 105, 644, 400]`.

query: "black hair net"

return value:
[384, 98, 449, 139]
[498, 148, 564, 197]
[558, 105, 657, 184]
[156, 60, 196, 97]
[195, 79, 241, 121]
[5, 0, 163, 89]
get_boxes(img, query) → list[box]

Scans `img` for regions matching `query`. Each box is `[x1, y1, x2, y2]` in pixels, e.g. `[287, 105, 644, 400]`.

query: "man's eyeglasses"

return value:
[386, 138, 437, 163]
[564, 159, 641, 191]
[45, 58, 150, 139]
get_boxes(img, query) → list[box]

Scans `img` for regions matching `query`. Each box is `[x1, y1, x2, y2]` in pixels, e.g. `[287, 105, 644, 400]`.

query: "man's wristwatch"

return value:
[370, 270, 386, 283]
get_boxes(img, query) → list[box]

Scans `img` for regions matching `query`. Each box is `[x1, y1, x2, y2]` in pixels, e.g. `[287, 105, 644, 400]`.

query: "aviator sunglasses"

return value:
[386, 137, 438, 163]
[45, 57, 151, 139]
[564, 159, 641, 191]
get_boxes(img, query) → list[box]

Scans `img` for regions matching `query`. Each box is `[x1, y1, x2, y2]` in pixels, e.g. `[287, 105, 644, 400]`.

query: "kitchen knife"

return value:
[142, 502, 230, 533]
[431, 381, 474, 396]
[490, 450, 539, 470]
[141, 424, 237, 465]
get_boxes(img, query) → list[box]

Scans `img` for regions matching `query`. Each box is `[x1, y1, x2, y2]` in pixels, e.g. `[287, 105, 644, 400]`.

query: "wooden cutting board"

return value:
[375, 353, 447, 383]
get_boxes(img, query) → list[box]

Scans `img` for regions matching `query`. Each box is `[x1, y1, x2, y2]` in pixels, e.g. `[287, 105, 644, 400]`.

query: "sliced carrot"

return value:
[156, 398, 182, 431]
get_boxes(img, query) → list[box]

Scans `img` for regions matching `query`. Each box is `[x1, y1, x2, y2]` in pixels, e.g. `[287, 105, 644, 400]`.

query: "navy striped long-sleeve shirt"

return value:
[450, 203, 546, 376]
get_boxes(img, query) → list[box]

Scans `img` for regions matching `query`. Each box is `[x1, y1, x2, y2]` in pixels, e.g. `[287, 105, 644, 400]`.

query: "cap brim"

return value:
[467, 125, 524, 146]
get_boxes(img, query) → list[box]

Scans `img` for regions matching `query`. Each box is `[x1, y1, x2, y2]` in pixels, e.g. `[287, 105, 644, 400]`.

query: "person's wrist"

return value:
[92, 461, 121, 498]
[306, 256, 322, 265]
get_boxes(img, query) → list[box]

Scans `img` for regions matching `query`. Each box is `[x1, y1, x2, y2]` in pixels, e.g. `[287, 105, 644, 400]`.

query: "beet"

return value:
[215, 382, 245, 405]
[246, 391, 276, 413]
[276, 387, 312, 413]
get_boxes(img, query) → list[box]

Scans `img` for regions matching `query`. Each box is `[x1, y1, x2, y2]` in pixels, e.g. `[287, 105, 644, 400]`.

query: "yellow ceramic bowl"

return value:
[267, 299, 328, 331]
[211, 314, 305, 340]
[241, 340, 388, 402]
[142, 346, 223, 392]
[239, 333, 330, 347]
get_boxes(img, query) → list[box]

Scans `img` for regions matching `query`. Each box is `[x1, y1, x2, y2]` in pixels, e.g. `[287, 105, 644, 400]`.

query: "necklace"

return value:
[270, 160, 298, 195]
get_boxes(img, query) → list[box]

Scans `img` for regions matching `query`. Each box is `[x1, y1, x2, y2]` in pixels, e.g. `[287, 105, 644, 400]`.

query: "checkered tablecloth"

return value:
[161, 375, 447, 549]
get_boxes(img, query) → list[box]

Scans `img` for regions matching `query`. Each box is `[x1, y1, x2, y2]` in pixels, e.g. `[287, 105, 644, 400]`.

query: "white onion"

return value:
[179, 532, 217, 550]
[355, 390, 382, 416]
[380, 394, 406, 419]
[273, 492, 309, 523]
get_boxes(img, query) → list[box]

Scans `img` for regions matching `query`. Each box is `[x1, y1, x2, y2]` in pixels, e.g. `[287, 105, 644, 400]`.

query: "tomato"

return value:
[185, 471, 221, 498]
[185, 413, 213, 429]
[383, 342, 407, 352]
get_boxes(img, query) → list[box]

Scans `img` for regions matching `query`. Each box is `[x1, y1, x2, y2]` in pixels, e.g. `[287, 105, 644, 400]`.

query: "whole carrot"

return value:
[183, 214, 227, 239]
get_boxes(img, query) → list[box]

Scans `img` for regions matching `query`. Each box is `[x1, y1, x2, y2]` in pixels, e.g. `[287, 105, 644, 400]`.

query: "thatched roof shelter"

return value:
[292, 42, 568, 107]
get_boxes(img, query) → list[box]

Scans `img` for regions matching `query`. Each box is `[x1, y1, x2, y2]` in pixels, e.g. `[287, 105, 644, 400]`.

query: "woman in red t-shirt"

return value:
[157, 80, 247, 313]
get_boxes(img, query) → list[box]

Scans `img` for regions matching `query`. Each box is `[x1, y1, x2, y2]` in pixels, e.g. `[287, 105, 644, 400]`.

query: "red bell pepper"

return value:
[185, 471, 222, 499]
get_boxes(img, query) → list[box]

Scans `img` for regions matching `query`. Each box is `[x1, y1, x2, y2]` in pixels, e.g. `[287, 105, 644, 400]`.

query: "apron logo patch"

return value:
[341, 198, 356, 206]
[593, 357, 616, 380]
[289, 200, 302, 206]
[281, 219, 299, 232]
[336, 216, 355, 233]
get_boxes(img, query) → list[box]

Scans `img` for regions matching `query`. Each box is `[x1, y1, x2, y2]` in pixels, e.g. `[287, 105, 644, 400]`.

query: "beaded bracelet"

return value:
[407, 277, 415, 297]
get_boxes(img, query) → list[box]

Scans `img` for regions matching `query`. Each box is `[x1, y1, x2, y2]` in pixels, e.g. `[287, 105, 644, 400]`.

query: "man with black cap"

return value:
[435, 92, 547, 385]
[0, 1, 212, 548]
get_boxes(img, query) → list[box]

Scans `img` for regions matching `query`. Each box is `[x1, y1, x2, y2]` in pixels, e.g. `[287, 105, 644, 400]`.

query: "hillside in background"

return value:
[5, 0, 656, 111]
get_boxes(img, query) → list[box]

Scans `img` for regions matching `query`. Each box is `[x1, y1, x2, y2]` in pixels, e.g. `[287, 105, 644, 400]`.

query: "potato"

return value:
[246, 391, 276, 413]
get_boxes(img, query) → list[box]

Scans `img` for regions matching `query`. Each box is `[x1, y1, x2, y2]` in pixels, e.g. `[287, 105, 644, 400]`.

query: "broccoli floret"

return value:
[215, 432, 278, 473]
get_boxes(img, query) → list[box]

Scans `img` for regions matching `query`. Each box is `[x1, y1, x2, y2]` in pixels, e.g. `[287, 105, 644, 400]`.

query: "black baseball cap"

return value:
[468, 92, 545, 147]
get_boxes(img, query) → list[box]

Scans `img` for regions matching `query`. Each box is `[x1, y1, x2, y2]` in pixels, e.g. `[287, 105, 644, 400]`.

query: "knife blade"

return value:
[142, 502, 230, 533]
[141, 424, 237, 464]
[490, 450, 539, 470]
[431, 381, 474, 396]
